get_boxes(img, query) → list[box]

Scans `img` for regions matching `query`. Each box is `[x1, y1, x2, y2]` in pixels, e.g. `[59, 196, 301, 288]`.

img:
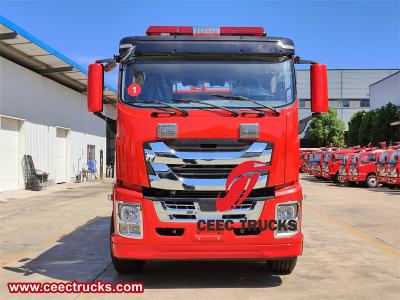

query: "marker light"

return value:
[157, 123, 177, 138]
[147, 26, 266, 36]
[240, 123, 259, 138]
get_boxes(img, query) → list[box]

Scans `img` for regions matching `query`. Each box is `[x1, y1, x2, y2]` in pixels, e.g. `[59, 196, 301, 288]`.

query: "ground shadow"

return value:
[3, 216, 111, 282]
[102, 260, 283, 289]
[3, 216, 283, 289]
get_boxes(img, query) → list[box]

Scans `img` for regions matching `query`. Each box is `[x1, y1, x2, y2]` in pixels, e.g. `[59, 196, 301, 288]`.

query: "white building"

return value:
[297, 69, 399, 130]
[0, 17, 116, 191]
[369, 71, 400, 110]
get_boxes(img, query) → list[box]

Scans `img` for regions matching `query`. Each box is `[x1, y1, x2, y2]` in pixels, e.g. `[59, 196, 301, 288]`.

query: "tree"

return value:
[371, 103, 400, 144]
[347, 111, 366, 146]
[308, 108, 346, 147]
[358, 110, 375, 146]
[355, 103, 400, 146]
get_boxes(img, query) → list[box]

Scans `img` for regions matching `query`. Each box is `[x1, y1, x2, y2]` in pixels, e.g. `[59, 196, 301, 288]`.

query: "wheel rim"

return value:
[369, 177, 376, 186]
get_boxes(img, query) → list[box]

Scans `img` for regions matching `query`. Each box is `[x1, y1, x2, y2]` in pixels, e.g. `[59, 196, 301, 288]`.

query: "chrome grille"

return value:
[144, 139, 272, 191]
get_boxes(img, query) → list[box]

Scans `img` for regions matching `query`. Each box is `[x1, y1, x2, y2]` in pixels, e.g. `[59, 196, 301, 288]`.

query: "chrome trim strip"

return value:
[153, 200, 265, 223]
[149, 172, 268, 191]
[145, 141, 272, 165]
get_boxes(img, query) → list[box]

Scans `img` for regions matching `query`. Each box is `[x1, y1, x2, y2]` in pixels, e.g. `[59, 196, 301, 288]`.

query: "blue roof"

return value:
[0, 16, 117, 96]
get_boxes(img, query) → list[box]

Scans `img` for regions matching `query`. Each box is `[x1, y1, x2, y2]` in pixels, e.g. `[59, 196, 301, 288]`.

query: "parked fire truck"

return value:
[308, 150, 324, 178]
[385, 149, 400, 188]
[348, 148, 384, 188]
[321, 149, 352, 182]
[87, 26, 328, 274]
[376, 149, 394, 185]
[338, 152, 357, 184]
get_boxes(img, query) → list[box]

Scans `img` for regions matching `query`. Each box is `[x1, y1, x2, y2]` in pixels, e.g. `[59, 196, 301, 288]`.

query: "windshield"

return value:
[313, 153, 322, 163]
[121, 57, 294, 109]
[341, 154, 352, 167]
[377, 151, 390, 166]
[388, 150, 399, 167]
[323, 152, 332, 163]
[350, 154, 361, 166]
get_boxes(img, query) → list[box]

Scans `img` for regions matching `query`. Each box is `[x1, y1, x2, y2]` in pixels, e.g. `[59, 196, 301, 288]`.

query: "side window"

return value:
[360, 155, 369, 164]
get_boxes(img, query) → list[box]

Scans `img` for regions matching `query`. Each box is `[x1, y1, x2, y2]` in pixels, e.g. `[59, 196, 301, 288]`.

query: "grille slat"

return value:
[171, 165, 237, 179]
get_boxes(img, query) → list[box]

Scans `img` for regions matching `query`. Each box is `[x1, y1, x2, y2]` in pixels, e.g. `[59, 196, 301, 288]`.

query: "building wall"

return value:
[0, 57, 115, 190]
[369, 72, 400, 110]
[297, 69, 399, 130]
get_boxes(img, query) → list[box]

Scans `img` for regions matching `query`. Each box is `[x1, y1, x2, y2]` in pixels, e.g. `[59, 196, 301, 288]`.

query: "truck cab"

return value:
[348, 149, 383, 188]
[338, 152, 356, 184]
[385, 149, 400, 188]
[87, 26, 328, 274]
[376, 149, 394, 185]
[309, 150, 324, 178]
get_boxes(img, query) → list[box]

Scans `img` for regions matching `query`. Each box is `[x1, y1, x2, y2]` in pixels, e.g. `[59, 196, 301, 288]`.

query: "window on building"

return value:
[329, 99, 339, 108]
[87, 145, 96, 161]
[360, 99, 370, 107]
[299, 99, 306, 108]
[341, 99, 350, 108]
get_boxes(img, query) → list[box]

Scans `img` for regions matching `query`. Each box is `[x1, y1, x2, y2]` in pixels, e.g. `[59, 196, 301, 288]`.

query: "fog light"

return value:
[275, 201, 299, 238]
[116, 202, 143, 239]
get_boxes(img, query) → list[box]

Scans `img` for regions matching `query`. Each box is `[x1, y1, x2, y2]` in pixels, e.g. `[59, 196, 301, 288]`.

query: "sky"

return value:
[2, 0, 400, 88]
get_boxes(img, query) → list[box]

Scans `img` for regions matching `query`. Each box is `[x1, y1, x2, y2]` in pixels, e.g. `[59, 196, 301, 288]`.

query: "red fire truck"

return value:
[87, 26, 328, 274]
[385, 149, 400, 188]
[376, 149, 394, 185]
[321, 149, 353, 182]
[337, 152, 357, 184]
[348, 149, 384, 188]
[308, 150, 324, 178]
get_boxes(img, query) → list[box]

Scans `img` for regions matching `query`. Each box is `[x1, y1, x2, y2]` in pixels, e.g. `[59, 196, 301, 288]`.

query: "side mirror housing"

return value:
[310, 64, 328, 113]
[87, 63, 104, 112]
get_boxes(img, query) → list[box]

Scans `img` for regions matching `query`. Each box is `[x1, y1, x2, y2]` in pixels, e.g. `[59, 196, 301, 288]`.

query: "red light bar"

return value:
[146, 26, 266, 36]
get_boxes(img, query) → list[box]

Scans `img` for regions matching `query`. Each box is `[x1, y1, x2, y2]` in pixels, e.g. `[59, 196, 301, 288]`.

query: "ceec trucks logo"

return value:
[216, 160, 269, 212]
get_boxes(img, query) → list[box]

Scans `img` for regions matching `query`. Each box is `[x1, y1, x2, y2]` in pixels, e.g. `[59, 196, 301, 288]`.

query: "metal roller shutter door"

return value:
[0, 117, 20, 191]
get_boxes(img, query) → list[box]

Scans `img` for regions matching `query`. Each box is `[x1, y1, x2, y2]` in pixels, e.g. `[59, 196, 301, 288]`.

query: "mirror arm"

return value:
[298, 112, 321, 134]
[93, 113, 116, 134]
[294, 56, 319, 65]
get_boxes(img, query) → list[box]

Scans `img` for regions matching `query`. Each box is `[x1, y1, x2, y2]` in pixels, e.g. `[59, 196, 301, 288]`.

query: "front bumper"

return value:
[348, 174, 366, 182]
[377, 176, 386, 183]
[111, 183, 303, 260]
[113, 242, 303, 260]
[386, 177, 400, 185]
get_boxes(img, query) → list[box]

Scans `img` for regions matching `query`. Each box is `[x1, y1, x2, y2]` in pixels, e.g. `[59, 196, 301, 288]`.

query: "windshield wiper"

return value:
[212, 94, 280, 116]
[171, 98, 239, 117]
[142, 101, 189, 117]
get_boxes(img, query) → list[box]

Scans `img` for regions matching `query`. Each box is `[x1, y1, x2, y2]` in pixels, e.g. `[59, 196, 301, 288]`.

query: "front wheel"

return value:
[110, 214, 145, 273]
[366, 175, 378, 188]
[266, 257, 297, 275]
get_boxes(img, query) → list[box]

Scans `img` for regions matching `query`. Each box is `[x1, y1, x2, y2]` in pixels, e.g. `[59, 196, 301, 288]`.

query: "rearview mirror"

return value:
[87, 63, 104, 113]
[310, 64, 328, 113]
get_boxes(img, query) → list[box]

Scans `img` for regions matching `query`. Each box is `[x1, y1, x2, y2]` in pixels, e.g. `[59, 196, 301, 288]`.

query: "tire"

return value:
[110, 214, 145, 273]
[366, 175, 378, 188]
[266, 257, 297, 275]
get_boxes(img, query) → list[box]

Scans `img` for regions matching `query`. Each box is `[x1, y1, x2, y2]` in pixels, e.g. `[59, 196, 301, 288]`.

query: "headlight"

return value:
[115, 201, 143, 239]
[275, 201, 299, 238]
